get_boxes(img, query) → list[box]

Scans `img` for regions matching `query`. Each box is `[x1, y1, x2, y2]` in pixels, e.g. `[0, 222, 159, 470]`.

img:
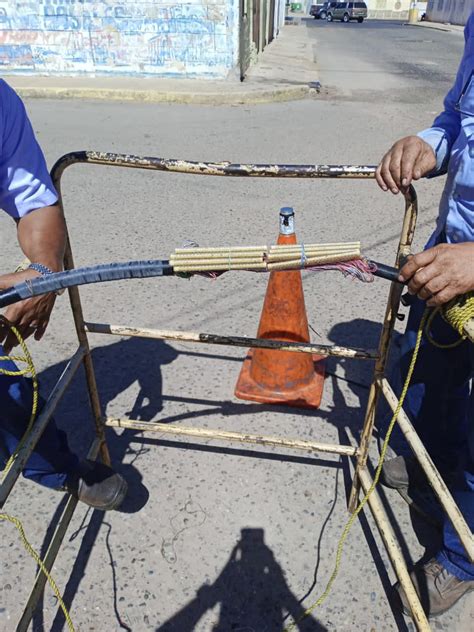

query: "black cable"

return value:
[0, 258, 404, 309]
[0, 260, 173, 308]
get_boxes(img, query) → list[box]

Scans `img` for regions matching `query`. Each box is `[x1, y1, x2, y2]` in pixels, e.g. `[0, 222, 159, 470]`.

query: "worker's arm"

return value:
[398, 242, 474, 306]
[376, 14, 473, 192]
[17, 204, 66, 273]
[0, 205, 66, 352]
[0, 81, 62, 352]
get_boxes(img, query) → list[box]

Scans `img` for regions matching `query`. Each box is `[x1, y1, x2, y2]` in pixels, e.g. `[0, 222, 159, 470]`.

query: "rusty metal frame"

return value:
[3, 150, 472, 632]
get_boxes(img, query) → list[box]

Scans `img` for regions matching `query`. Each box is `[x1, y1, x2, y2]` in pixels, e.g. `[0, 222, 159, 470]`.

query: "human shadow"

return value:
[156, 527, 327, 632]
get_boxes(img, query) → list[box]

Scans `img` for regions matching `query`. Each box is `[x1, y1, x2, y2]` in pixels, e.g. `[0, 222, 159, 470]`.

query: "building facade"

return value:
[426, 0, 474, 25]
[0, 0, 282, 78]
[365, 0, 411, 20]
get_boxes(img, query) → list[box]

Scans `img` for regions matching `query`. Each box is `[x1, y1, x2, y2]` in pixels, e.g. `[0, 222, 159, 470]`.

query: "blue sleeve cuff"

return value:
[417, 128, 449, 176]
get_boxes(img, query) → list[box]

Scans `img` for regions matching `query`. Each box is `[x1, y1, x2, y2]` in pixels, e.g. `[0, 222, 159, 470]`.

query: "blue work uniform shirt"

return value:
[418, 12, 474, 244]
[0, 79, 57, 218]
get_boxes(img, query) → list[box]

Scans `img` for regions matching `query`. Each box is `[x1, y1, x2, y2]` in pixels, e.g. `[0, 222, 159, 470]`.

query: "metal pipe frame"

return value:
[379, 377, 474, 562]
[16, 439, 101, 632]
[84, 322, 379, 360]
[105, 416, 359, 457]
[8, 151, 463, 632]
[348, 185, 418, 512]
[358, 467, 431, 630]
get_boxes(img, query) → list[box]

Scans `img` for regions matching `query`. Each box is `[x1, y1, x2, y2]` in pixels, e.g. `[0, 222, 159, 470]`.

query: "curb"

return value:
[404, 21, 462, 33]
[14, 84, 311, 105]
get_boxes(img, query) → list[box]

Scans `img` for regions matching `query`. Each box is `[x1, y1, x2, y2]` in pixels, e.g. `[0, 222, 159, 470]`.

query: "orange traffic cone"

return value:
[234, 207, 325, 408]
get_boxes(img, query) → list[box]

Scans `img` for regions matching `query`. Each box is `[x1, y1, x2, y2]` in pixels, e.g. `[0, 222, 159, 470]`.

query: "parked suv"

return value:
[310, 2, 338, 19]
[327, 2, 368, 22]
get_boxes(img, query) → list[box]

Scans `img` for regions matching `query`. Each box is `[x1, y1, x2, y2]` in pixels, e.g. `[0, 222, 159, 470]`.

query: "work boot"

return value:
[65, 459, 128, 511]
[396, 557, 474, 617]
[382, 455, 444, 527]
[381, 455, 427, 489]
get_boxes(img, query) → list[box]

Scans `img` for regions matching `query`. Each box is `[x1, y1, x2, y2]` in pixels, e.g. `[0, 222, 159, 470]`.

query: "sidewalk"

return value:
[405, 19, 465, 33]
[5, 23, 319, 106]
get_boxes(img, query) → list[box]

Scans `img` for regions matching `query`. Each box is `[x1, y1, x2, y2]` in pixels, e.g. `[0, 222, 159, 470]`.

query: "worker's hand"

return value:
[375, 136, 437, 193]
[399, 242, 474, 306]
[0, 269, 56, 353]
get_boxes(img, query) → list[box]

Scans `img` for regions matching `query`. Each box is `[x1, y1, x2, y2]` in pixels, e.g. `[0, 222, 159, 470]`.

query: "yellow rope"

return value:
[0, 318, 38, 480]
[0, 512, 75, 631]
[285, 308, 430, 631]
[0, 318, 75, 631]
[426, 291, 474, 349]
[443, 291, 474, 337]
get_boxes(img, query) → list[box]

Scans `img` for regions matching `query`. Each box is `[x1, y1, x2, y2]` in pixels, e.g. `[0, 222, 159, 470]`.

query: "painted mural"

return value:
[0, 0, 238, 77]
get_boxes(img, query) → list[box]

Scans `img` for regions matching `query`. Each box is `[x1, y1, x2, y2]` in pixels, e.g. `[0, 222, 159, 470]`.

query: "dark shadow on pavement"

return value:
[156, 527, 327, 632]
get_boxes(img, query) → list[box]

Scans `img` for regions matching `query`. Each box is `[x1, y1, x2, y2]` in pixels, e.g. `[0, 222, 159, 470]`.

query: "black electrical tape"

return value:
[369, 260, 405, 284]
[0, 260, 173, 308]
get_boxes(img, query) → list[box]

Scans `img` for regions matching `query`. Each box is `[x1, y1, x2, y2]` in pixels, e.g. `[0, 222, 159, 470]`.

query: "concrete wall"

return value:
[0, 0, 240, 78]
[426, 0, 474, 25]
[366, 0, 411, 20]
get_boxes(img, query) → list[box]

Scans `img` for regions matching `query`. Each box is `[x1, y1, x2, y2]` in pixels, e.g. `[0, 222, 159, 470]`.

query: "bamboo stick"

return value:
[173, 262, 267, 272]
[268, 244, 359, 250]
[171, 256, 264, 265]
[171, 252, 266, 260]
[174, 246, 267, 254]
[266, 250, 360, 262]
[267, 246, 359, 254]
[170, 241, 363, 273]
[267, 253, 360, 271]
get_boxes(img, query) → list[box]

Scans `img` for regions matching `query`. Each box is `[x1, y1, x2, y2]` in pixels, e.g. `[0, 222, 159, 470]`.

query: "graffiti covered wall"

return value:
[0, 0, 239, 77]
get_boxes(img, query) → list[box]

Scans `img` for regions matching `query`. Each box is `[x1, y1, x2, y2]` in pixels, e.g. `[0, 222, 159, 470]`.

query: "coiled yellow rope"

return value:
[0, 317, 75, 632]
[426, 291, 474, 349]
[0, 318, 38, 480]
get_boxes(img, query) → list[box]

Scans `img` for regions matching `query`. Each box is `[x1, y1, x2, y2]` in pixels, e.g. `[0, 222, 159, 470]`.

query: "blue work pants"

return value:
[400, 297, 474, 580]
[0, 346, 78, 490]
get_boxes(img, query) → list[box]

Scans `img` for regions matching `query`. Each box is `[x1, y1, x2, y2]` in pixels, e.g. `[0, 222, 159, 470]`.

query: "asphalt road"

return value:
[306, 18, 464, 105]
[0, 20, 471, 632]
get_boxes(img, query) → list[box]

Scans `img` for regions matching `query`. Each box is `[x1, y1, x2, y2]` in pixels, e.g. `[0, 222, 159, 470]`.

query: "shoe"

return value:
[396, 557, 474, 617]
[65, 459, 128, 511]
[381, 455, 427, 489]
[382, 456, 449, 527]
